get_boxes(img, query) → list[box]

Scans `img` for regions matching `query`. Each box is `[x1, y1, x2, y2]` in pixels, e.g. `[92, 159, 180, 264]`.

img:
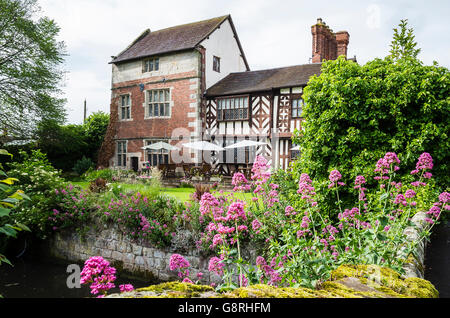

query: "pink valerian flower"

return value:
[414, 152, 434, 172]
[328, 170, 345, 188]
[208, 256, 225, 276]
[80, 256, 117, 296]
[232, 172, 251, 192]
[211, 234, 223, 248]
[301, 215, 310, 228]
[226, 201, 246, 221]
[426, 205, 442, 220]
[251, 155, 271, 185]
[405, 189, 416, 199]
[182, 277, 194, 284]
[394, 194, 407, 206]
[374, 152, 400, 180]
[285, 205, 295, 216]
[169, 254, 191, 279]
[297, 173, 317, 205]
[439, 192, 449, 204]
[119, 284, 134, 293]
[353, 176, 368, 202]
[199, 193, 223, 219]
[252, 219, 262, 232]
[256, 256, 283, 286]
[338, 208, 360, 222]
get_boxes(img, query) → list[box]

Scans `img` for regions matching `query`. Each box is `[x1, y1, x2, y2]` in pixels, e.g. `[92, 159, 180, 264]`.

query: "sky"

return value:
[37, 0, 450, 124]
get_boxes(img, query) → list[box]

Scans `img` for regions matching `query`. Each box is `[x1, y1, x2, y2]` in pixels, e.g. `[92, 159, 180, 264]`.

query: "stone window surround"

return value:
[143, 87, 174, 120]
[116, 140, 128, 168]
[118, 93, 133, 122]
[143, 138, 170, 166]
[142, 57, 160, 73]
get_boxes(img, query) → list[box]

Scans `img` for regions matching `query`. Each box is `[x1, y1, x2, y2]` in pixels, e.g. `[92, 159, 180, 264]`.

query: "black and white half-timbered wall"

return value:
[204, 63, 323, 172]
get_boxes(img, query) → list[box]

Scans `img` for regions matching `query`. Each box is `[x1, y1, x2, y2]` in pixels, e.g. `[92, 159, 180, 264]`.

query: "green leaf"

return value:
[0, 207, 11, 217]
[0, 150, 12, 158]
[0, 226, 17, 238]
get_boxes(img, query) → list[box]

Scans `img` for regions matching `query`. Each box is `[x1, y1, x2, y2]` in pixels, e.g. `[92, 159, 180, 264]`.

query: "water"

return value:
[424, 220, 450, 298]
[0, 256, 151, 298]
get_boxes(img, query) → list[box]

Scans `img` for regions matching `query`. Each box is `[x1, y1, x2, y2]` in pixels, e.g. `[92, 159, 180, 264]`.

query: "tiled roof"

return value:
[205, 63, 322, 97]
[111, 15, 230, 64]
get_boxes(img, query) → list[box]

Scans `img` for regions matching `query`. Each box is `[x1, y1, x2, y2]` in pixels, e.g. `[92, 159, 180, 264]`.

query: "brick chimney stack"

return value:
[311, 18, 349, 63]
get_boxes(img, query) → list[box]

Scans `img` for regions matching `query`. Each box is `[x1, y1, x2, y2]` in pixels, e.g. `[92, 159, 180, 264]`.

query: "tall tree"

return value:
[0, 0, 66, 145]
[389, 19, 421, 60]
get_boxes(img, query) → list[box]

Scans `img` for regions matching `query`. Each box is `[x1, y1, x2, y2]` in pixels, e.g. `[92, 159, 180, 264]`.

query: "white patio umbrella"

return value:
[182, 141, 225, 151]
[225, 140, 267, 149]
[141, 141, 179, 151]
[290, 146, 300, 151]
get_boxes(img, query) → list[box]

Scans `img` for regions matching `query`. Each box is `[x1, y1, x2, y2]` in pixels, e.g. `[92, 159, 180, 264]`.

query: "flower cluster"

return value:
[80, 256, 117, 297]
[169, 254, 191, 279]
[374, 152, 400, 181]
[328, 170, 345, 188]
[255, 256, 283, 286]
[411, 152, 434, 187]
[232, 173, 251, 192]
[208, 256, 225, 276]
[297, 173, 317, 206]
[251, 156, 271, 185]
[119, 284, 134, 293]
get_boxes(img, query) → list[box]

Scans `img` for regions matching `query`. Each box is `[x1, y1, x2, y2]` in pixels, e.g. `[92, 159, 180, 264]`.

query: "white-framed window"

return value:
[217, 96, 249, 121]
[117, 141, 127, 167]
[144, 140, 169, 166]
[143, 57, 159, 72]
[213, 56, 220, 73]
[146, 89, 171, 118]
[120, 94, 131, 120]
[291, 98, 304, 118]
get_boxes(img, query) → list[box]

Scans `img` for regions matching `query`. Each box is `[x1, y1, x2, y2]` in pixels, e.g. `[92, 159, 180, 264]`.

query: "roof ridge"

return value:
[152, 15, 229, 34]
[227, 62, 323, 75]
[111, 15, 231, 64]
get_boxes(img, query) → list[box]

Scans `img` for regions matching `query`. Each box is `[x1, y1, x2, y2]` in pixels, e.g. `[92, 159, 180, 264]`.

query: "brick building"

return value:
[98, 16, 351, 173]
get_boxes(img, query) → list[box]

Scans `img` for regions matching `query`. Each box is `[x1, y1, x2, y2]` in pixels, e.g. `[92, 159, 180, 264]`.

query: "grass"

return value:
[69, 181, 253, 203]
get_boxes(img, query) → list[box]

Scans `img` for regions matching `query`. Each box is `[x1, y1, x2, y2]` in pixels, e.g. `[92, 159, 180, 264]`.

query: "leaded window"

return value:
[217, 96, 249, 121]
[143, 58, 159, 72]
[117, 141, 127, 167]
[120, 95, 131, 120]
[291, 98, 304, 118]
[147, 89, 170, 118]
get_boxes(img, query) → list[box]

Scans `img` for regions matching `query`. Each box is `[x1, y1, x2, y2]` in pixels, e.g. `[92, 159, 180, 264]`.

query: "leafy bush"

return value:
[7, 150, 66, 237]
[83, 168, 114, 182]
[0, 150, 30, 265]
[100, 193, 183, 248]
[73, 156, 94, 176]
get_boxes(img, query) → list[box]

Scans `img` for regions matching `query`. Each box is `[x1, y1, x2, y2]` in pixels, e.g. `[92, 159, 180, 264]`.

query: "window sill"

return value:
[144, 116, 172, 120]
[217, 118, 249, 122]
[119, 118, 133, 122]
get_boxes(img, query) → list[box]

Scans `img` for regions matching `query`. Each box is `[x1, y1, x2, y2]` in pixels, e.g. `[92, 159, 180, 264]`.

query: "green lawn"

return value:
[70, 181, 253, 203]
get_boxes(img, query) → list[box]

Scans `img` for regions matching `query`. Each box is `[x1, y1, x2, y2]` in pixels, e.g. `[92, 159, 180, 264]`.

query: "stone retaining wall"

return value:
[47, 212, 429, 285]
[401, 211, 428, 279]
[47, 223, 223, 285]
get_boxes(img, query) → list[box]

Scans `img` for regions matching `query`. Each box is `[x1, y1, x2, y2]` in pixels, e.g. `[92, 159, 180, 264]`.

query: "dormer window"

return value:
[213, 56, 220, 73]
[143, 57, 159, 72]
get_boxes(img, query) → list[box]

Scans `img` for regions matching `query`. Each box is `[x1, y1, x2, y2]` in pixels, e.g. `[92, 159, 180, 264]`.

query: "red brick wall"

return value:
[104, 68, 201, 166]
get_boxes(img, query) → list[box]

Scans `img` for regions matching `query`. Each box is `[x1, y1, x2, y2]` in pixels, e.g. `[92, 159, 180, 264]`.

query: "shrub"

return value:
[7, 150, 66, 237]
[73, 156, 94, 176]
[89, 178, 108, 193]
[82, 168, 114, 182]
